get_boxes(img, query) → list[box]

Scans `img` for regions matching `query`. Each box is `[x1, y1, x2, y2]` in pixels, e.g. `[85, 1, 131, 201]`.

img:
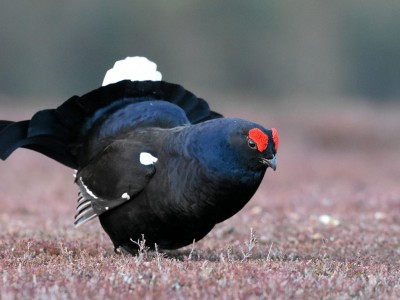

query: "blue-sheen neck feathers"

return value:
[183, 118, 265, 182]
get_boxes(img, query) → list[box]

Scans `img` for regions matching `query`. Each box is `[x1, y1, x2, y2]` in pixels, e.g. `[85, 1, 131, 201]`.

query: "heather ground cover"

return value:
[1, 102, 400, 299]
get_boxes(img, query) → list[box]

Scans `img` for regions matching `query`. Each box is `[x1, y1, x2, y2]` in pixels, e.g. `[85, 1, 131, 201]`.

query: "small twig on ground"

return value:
[266, 242, 274, 261]
[154, 243, 163, 271]
[241, 227, 257, 262]
[226, 245, 233, 262]
[130, 234, 149, 263]
[187, 239, 196, 261]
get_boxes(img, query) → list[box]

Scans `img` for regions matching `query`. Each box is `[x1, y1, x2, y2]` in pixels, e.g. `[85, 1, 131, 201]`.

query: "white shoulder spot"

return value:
[122, 193, 130, 200]
[102, 56, 162, 86]
[140, 152, 158, 166]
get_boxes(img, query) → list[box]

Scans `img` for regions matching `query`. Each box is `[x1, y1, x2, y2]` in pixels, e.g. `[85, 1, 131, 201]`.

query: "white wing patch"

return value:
[140, 152, 158, 166]
[102, 56, 162, 86]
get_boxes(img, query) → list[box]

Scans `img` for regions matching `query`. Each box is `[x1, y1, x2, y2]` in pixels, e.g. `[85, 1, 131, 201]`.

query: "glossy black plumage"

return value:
[0, 79, 277, 253]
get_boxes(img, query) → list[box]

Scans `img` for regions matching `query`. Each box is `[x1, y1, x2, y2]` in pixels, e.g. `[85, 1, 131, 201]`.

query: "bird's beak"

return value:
[261, 155, 277, 171]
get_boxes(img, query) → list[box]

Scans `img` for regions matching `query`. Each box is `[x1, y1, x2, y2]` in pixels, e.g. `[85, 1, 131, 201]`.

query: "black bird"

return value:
[0, 57, 279, 253]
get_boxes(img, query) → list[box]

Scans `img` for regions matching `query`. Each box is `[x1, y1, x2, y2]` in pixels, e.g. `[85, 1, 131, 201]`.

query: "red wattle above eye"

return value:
[272, 128, 279, 152]
[248, 128, 268, 152]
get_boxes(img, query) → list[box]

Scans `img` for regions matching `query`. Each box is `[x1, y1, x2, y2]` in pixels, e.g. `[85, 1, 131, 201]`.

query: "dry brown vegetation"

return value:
[1, 102, 400, 299]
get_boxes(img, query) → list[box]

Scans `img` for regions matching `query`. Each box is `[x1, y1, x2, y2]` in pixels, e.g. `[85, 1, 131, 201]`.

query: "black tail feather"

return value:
[0, 120, 29, 160]
[71, 80, 223, 123]
[0, 120, 14, 130]
[0, 119, 77, 168]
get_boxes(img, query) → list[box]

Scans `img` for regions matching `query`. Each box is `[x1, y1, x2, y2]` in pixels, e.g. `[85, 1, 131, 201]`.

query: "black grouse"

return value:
[0, 57, 279, 253]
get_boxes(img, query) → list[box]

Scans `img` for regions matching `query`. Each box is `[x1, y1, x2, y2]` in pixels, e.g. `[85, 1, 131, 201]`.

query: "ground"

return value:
[1, 101, 400, 299]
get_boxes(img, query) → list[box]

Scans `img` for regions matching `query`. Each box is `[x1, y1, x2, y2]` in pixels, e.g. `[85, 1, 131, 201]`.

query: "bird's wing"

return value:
[74, 139, 157, 227]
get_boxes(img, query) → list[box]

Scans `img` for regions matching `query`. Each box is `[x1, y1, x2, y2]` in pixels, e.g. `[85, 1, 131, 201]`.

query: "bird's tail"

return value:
[0, 106, 80, 169]
[0, 120, 14, 130]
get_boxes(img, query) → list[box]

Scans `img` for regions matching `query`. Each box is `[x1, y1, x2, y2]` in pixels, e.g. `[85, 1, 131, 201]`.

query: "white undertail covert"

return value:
[102, 56, 162, 86]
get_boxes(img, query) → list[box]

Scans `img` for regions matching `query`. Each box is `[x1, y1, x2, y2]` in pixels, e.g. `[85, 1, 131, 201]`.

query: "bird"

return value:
[0, 57, 279, 254]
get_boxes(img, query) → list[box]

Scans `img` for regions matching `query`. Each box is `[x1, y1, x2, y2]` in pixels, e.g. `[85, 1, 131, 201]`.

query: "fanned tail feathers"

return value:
[0, 80, 222, 169]
[74, 192, 97, 227]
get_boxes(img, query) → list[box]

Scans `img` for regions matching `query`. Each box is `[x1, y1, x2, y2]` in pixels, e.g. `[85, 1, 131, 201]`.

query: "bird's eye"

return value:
[247, 138, 257, 150]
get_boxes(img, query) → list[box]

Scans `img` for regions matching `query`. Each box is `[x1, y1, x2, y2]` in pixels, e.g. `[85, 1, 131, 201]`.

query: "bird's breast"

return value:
[146, 154, 264, 224]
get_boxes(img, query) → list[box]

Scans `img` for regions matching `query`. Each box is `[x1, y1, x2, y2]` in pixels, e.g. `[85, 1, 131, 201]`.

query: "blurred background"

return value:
[1, 3, 400, 281]
[0, 0, 399, 106]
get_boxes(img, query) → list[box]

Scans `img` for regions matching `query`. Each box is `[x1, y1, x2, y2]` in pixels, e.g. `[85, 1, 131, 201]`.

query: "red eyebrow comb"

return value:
[271, 128, 279, 151]
[248, 128, 268, 152]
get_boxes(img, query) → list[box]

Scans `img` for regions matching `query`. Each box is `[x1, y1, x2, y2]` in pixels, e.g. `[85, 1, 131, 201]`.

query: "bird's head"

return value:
[248, 127, 278, 170]
[190, 119, 279, 178]
[228, 124, 279, 172]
